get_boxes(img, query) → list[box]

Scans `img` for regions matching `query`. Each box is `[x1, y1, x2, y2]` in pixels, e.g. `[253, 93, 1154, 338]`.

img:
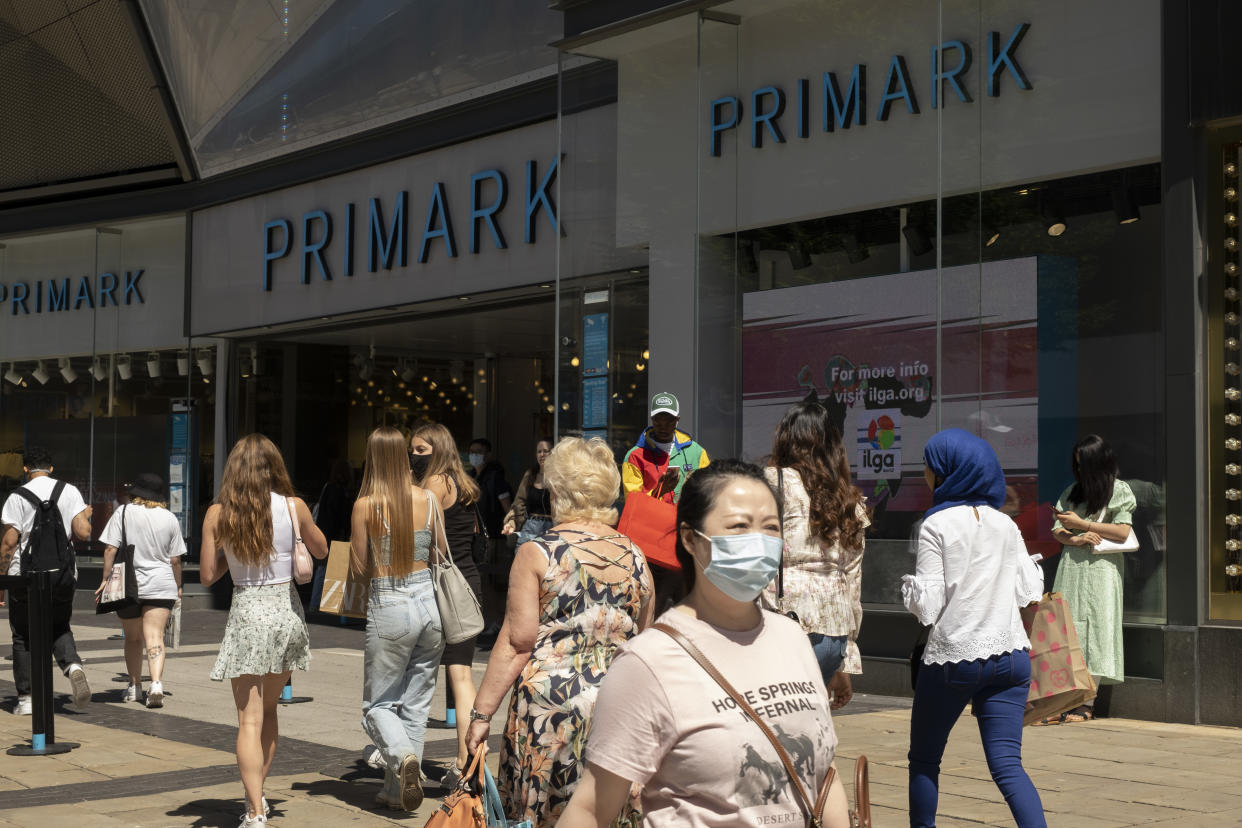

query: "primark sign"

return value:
[707, 23, 1032, 156]
[0, 271, 145, 316]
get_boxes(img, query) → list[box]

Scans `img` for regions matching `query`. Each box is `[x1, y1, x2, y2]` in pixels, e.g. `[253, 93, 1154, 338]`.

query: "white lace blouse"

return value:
[901, 504, 1044, 665]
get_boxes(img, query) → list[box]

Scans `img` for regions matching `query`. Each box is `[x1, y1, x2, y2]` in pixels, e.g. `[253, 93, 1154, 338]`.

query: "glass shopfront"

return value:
[560, 0, 1168, 673]
[0, 216, 216, 557]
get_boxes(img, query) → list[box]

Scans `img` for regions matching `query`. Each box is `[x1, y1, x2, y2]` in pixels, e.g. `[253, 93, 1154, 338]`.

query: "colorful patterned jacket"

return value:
[622, 428, 711, 504]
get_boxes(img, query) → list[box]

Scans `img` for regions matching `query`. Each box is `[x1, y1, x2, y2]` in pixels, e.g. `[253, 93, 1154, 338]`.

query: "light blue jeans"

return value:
[362, 570, 444, 779]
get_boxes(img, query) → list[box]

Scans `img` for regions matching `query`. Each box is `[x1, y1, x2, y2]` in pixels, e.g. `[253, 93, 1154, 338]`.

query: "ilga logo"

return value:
[858, 412, 901, 478]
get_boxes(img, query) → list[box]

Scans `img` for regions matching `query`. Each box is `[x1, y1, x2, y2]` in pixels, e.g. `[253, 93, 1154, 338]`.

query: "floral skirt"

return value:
[210, 581, 311, 681]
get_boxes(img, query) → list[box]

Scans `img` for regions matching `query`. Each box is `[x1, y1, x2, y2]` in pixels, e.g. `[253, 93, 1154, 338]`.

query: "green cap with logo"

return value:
[650, 392, 680, 417]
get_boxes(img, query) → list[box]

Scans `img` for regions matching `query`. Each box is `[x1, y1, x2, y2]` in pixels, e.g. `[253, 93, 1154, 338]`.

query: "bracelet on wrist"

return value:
[469, 707, 492, 723]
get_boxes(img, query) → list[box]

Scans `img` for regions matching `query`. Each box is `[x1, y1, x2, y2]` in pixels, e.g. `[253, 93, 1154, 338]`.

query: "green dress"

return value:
[1051, 480, 1137, 684]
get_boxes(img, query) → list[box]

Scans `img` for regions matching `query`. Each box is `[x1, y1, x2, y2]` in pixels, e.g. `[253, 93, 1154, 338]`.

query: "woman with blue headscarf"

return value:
[901, 429, 1046, 828]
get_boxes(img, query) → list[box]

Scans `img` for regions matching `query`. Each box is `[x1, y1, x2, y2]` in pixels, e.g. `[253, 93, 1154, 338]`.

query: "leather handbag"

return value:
[1088, 509, 1140, 553]
[287, 498, 315, 585]
[616, 491, 680, 570]
[653, 623, 871, 828]
[425, 746, 489, 828]
[429, 495, 486, 645]
[96, 505, 140, 614]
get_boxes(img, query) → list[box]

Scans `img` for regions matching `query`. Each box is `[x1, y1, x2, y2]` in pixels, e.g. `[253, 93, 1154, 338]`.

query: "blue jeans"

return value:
[908, 650, 1046, 828]
[809, 633, 849, 683]
[362, 570, 444, 777]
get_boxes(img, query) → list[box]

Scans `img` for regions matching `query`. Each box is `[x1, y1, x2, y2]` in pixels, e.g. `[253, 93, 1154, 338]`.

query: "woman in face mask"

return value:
[560, 460, 850, 828]
[408, 423, 483, 786]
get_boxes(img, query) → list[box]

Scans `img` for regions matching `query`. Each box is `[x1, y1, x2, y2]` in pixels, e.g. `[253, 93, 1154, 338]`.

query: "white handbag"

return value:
[1090, 508, 1140, 554]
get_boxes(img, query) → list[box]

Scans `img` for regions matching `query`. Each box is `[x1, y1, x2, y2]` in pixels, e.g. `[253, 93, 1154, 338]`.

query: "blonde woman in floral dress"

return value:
[466, 437, 653, 826]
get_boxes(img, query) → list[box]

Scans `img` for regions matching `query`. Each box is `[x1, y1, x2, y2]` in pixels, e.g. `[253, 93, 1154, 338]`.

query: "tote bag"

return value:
[96, 506, 139, 614]
[1023, 592, 1097, 725]
[616, 492, 680, 570]
[319, 540, 369, 619]
[429, 497, 485, 646]
[287, 498, 315, 584]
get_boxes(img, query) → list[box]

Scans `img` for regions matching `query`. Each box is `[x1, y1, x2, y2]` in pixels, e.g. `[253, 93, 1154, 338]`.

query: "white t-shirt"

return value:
[587, 609, 837, 828]
[1, 476, 87, 577]
[901, 504, 1044, 665]
[99, 504, 186, 600]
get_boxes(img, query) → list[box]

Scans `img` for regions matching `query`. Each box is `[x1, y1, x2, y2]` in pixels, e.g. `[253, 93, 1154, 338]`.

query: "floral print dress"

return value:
[499, 529, 650, 826]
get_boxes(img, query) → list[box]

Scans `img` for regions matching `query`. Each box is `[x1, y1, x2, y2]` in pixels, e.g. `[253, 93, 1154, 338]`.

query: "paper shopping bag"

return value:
[616, 492, 680, 570]
[319, 540, 369, 619]
[1023, 591, 1097, 726]
[163, 598, 182, 650]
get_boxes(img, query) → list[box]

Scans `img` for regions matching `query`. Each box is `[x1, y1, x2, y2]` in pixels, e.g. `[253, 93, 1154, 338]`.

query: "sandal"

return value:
[1029, 716, 1060, 727]
[1059, 706, 1095, 723]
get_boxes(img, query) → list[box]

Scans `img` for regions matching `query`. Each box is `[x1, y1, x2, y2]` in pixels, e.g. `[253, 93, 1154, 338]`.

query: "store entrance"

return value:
[228, 291, 557, 497]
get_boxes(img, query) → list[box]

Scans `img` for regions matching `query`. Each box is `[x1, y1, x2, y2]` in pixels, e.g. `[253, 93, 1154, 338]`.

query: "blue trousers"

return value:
[808, 633, 848, 683]
[908, 649, 1046, 828]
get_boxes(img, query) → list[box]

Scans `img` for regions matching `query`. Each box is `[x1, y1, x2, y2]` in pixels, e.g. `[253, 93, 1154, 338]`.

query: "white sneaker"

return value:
[14, 695, 31, 715]
[122, 684, 140, 702]
[145, 681, 164, 709]
[364, 744, 385, 770]
[238, 812, 266, 827]
[240, 797, 270, 819]
[66, 664, 91, 707]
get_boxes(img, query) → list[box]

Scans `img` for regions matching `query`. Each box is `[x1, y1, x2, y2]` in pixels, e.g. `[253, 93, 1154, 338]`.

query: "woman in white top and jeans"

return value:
[902, 429, 1045, 828]
[201, 434, 328, 827]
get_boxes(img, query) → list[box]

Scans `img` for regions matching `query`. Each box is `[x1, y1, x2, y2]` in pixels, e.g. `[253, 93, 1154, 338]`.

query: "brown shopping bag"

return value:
[319, 540, 369, 619]
[1023, 592, 1096, 726]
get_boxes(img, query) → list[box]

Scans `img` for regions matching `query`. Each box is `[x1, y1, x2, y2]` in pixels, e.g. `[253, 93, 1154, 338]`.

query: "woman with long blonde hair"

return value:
[353, 425, 447, 812]
[409, 422, 481, 786]
[201, 434, 328, 827]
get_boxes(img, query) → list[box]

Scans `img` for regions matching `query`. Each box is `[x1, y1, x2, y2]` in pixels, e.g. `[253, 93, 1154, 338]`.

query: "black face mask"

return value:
[409, 452, 431, 480]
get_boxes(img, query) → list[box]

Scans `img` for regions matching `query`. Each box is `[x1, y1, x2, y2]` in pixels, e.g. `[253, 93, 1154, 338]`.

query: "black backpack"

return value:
[13, 481, 76, 590]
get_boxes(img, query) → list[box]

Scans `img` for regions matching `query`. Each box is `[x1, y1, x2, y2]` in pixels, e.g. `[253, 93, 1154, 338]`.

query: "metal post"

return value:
[7, 572, 77, 756]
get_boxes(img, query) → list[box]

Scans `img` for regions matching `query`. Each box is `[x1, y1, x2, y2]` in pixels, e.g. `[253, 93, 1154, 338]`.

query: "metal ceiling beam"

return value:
[119, 0, 197, 181]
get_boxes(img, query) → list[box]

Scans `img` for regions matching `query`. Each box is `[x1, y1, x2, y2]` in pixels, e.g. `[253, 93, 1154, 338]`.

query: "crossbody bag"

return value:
[652, 622, 871, 828]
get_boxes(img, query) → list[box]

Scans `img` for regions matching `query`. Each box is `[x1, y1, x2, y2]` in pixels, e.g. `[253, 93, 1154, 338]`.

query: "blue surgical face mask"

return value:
[695, 530, 784, 602]
[468, 452, 485, 468]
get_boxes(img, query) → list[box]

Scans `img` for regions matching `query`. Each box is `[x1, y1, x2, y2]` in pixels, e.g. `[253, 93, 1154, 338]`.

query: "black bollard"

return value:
[6, 571, 78, 755]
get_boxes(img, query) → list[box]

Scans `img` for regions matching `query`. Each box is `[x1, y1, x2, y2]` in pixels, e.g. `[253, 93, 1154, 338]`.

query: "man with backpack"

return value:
[0, 446, 93, 714]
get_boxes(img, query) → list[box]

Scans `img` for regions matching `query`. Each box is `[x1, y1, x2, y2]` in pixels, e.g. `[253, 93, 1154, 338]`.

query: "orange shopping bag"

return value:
[616, 492, 680, 570]
[1023, 591, 1096, 726]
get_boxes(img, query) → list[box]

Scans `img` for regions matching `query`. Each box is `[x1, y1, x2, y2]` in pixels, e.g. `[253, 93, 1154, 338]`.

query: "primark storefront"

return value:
[551, 0, 1242, 725]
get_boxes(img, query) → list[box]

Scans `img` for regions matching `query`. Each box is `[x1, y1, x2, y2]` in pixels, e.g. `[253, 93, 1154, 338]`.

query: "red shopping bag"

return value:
[616, 492, 680, 571]
[1023, 591, 1096, 726]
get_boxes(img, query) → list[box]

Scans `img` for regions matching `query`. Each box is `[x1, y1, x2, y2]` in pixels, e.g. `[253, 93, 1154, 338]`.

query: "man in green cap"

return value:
[622, 392, 711, 505]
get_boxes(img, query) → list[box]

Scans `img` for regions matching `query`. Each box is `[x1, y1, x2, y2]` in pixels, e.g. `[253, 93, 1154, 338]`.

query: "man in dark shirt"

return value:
[467, 437, 512, 557]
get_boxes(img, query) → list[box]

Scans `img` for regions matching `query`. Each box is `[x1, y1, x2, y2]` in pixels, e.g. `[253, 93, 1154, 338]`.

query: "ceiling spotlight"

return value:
[116, 355, 133, 381]
[4, 364, 22, 385]
[902, 223, 934, 257]
[147, 352, 162, 379]
[982, 222, 1000, 247]
[1112, 185, 1140, 225]
[842, 231, 869, 264]
[196, 349, 214, 377]
[176, 351, 190, 376]
[58, 358, 78, 384]
[92, 357, 108, 382]
[1042, 195, 1067, 237]
[31, 361, 50, 385]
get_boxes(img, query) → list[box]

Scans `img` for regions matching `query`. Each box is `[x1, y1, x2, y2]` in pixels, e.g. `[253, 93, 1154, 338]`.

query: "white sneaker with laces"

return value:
[238, 812, 266, 827]
[240, 797, 270, 819]
[66, 664, 91, 707]
[14, 695, 31, 715]
[122, 684, 140, 702]
[145, 681, 164, 709]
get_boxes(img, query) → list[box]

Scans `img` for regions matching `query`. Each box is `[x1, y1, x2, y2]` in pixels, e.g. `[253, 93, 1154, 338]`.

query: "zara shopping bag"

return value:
[1023, 592, 1097, 726]
[319, 540, 369, 619]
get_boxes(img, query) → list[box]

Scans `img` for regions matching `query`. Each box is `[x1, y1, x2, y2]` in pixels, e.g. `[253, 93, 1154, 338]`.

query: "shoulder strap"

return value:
[12, 487, 40, 509]
[424, 489, 435, 530]
[777, 469, 787, 601]
[50, 480, 66, 505]
[120, 504, 128, 549]
[652, 622, 832, 827]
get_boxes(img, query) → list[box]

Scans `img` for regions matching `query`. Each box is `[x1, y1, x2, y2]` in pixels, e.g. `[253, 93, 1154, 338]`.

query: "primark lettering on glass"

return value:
[260, 157, 558, 291]
[0, 271, 146, 316]
[707, 23, 1032, 156]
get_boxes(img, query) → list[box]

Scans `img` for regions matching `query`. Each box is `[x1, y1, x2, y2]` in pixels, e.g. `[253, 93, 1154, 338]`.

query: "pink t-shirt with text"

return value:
[587, 608, 837, 827]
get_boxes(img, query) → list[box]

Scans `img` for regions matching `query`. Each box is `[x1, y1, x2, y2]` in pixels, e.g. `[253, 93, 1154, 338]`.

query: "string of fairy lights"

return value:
[1225, 152, 1242, 592]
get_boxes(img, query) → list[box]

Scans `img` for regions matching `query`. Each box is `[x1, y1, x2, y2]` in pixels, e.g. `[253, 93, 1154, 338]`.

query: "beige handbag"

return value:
[428, 495, 485, 645]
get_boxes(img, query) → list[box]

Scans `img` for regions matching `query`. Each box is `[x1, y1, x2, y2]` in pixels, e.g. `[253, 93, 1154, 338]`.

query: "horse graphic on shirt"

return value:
[738, 743, 784, 805]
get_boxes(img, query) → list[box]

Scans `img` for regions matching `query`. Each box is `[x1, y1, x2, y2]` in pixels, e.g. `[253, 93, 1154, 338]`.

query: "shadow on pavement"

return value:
[289, 777, 422, 820]
[164, 797, 247, 828]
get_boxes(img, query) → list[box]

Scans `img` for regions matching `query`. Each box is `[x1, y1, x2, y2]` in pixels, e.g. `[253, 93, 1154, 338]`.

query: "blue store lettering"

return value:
[261, 157, 558, 291]
[708, 22, 1032, 156]
[0, 271, 145, 316]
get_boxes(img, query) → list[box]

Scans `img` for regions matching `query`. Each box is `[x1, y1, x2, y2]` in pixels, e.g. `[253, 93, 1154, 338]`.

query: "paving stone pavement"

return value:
[1, 607, 1242, 826]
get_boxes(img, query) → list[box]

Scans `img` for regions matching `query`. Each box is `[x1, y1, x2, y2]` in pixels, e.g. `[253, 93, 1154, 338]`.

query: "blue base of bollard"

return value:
[446, 708, 456, 727]
[281, 685, 293, 702]
[7, 740, 77, 756]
